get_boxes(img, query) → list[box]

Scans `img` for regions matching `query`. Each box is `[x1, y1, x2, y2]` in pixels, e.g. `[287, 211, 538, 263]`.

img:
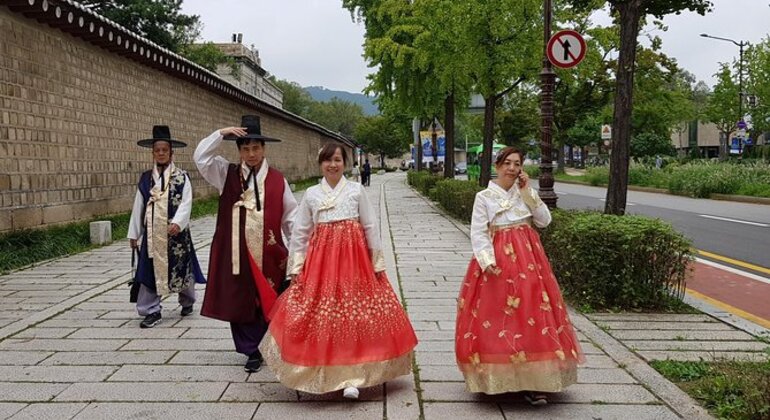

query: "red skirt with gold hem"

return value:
[260, 219, 417, 394]
[455, 222, 585, 394]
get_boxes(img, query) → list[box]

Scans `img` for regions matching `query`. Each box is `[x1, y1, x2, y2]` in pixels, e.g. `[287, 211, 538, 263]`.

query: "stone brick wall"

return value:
[0, 6, 343, 232]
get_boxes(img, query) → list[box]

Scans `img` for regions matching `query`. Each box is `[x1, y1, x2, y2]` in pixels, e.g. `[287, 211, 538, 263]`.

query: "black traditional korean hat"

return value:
[137, 125, 187, 148]
[223, 115, 282, 142]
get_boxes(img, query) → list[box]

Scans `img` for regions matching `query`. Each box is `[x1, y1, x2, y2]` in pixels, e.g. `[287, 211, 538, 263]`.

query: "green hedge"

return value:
[540, 210, 692, 310]
[430, 179, 483, 222]
[406, 170, 441, 196]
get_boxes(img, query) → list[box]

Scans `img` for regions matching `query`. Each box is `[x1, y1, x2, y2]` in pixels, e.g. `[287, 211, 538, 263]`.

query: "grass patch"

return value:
[0, 175, 324, 274]
[651, 359, 770, 420]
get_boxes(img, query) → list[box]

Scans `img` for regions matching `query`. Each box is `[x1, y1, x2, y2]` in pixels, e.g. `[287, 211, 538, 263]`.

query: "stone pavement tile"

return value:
[577, 343, 604, 355]
[577, 368, 637, 384]
[416, 351, 456, 366]
[71, 403, 258, 420]
[437, 321, 457, 331]
[121, 339, 232, 351]
[246, 367, 282, 383]
[587, 313, 715, 323]
[0, 366, 116, 382]
[254, 402, 381, 420]
[0, 404, 25, 419]
[583, 354, 617, 369]
[0, 351, 52, 365]
[0, 383, 70, 402]
[0, 319, 15, 328]
[0, 284, 65, 292]
[621, 340, 769, 351]
[409, 312, 456, 322]
[51, 311, 106, 320]
[169, 351, 243, 366]
[0, 339, 127, 352]
[0, 312, 34, 320]
[117, 317, 182, 328]
[155, 318, 228, 329]
[385, 375, 420, 420]
[411, 321, 440, 331]
[37, 319, 128, 328]
[0, 291, 16, 297]
[22, 297, 73, 305]
[609, 329, 755, 341]
[421, 382, 658, 404]
[404, 292, 460, 299]
[424, 402, 504, 419]
[40, 351, 176, 366]
[178, 328, 232, 339]
[13, 328, 77, 339]
[108, 365, 248, 382]
[413, 331, 454, 342]
[10, 291, 76, 298]
[419, 365, 465, 382]
[499, 403, 680, 420]
[637, 350, 769, 362]
[597, 321, 734, 331]
[220, 383, 298, 402]
[406, 306, 458, 313]
[67, 327, 189, 339]
[416, 340, 454, 352]
[298, 385, 383, 401]
[74, 303, 133, 311]
[54, 382, 229, 402]
[9, 403, 87, 420]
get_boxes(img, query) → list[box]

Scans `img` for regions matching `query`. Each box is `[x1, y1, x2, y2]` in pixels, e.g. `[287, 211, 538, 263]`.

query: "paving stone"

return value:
[416, 351, 456, 366]
[597, 321, 734, 331]
[54, 382, 228, 402]
[638, 350, 769, 362]
[298, 385, 383, 401]
[253, 402, 381, 419]
[72, 403, 258, 420]
[424, 402, 504, 419]
[168, 351, 243, 366]
[583, 354, 618, 369]
[437, 321, 457, 331]
[67, 328, 189, 339]
[40, 351, 176, 366]
[108, 365, 248, 382]
[0, 339, 127, 352]
[0, 403, 25, 419]
[0, 366, 117, 382]
[609, 329, 755, 341]
[13, 328, 77, 339]
[9, 403, 87, 420]
[416, 340, 455, 352]
[421, 382, 658, 404]
[411, 321, 440, 331]
[499, 403, 679, 420]
[37, 319, 128, 328]
[121, 339, 233, 351]
[577, 368, 637, 384]
[50, 311, 106, 320]
[178, 328, 232, 339]
[419, 365, 465, 382]
[0, 383, 70, 402]
[220, 383, 298, 402]
[408, 312, 457, 322]
[587, 313, 715, 323]
[621, 340, 769, 351]
[0, 351, 53, 365]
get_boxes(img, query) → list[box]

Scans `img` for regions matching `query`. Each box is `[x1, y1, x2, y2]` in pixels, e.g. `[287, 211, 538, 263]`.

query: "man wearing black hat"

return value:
[128, 126, 206, 329]
[194, 115, 298, 372]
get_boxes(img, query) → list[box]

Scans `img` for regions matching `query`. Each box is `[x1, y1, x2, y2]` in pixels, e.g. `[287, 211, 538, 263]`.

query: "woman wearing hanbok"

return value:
[260, 143, 417, 399]
[455, 147, 584, 405]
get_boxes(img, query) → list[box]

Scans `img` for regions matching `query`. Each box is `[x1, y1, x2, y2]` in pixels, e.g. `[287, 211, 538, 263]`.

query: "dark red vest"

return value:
[201, 164, 288, 323]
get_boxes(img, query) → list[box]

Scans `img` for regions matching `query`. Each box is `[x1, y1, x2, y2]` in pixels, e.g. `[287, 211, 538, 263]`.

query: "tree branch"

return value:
[495, 76, 526, 101]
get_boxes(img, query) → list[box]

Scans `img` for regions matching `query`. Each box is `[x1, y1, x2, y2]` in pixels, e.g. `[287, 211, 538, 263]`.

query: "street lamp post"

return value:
[700, 33, 749, 155]
[538, 0, 558, 208]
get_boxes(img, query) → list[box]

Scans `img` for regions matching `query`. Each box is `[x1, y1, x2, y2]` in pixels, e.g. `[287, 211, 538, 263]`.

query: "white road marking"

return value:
[698, 214, 769, 228]
[695, 257, 770, 285]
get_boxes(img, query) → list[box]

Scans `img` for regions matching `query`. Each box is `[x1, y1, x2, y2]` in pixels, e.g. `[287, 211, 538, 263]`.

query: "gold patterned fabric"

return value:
[459, 359, 578, 394]
[260, 333, 413, 393]
[145, 165, 172, 295]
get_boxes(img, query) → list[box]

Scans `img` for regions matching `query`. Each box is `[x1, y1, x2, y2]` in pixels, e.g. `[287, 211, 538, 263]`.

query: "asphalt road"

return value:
[543, 182, 770, 273]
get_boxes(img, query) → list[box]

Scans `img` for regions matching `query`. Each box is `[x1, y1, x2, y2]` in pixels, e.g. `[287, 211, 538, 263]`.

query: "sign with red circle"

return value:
[547, 30, 586, 69]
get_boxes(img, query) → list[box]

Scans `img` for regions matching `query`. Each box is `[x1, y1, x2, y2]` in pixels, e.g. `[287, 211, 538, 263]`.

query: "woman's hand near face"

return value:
[518, 170, 529, 189]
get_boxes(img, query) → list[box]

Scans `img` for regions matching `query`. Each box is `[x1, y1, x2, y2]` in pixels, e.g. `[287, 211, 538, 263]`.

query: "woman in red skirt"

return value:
[260, 144, 417, 399]
[455, 147, 584, 405]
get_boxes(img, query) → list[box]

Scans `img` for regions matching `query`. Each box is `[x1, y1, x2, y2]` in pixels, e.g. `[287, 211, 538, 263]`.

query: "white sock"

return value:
[343, 386, 359, 399]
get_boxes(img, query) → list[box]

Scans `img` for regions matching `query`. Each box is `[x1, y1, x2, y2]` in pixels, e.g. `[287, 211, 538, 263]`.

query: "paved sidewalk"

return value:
[0, 171, 739, 419]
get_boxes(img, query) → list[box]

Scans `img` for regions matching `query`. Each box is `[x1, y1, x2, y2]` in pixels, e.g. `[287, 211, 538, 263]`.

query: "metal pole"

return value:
[739, 42, 744, 154]
[538, 0, 558, 208]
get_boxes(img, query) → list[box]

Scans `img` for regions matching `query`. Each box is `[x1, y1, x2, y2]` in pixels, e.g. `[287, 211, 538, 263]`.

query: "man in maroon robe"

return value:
[194, 115, 298, 372]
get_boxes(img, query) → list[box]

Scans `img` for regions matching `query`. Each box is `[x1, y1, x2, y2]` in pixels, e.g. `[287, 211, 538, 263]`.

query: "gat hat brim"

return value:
[137, 125, 187, 148]
[223, 114, 282, 143]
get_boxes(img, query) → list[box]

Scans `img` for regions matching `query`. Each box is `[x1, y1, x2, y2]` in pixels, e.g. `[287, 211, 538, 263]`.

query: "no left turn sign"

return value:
[547, 30, 586, 69]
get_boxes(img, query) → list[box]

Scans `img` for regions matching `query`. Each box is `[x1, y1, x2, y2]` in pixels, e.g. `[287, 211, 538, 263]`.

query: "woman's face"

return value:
[321, 147, 345, 182]
[495, 152, 522, 181]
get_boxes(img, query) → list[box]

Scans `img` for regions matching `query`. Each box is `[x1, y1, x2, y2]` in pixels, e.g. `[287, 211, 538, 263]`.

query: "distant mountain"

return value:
[304, 86, 379, 116]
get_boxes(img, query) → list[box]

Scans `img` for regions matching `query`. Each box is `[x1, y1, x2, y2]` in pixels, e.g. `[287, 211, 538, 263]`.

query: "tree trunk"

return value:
[567, 144, 574, 167]
[443, 92, 456, 179]
[480, 94, 496, 187]
[605, 0, 642, 216]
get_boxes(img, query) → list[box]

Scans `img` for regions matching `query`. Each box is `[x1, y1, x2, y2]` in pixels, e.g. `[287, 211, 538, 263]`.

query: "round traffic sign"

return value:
[547, 30, 587, 69]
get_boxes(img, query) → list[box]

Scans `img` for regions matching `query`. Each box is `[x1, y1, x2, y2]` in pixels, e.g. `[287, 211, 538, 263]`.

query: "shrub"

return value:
[431, 179, 483, 222]
[406, 170, 441, 196]
[524, 164, 540, 179]
[540, 209, 692, 310]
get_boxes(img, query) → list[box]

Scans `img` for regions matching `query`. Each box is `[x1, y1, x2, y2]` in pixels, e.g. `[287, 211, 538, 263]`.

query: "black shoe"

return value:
[181, 306, 194, 317]
[244, 351, 263, 373]
[140, 312, 162, 329]
[524, 392, 548, 406]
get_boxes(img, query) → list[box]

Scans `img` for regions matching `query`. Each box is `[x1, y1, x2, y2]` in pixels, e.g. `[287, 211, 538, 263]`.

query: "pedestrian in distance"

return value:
[128, 125, 206, 329]
[455, 146, 584, 405]
[193, 115, 298, 373]
[362, 159, 371, 186]
[351, 161, 361, 183]
[260, 143, 417, 399]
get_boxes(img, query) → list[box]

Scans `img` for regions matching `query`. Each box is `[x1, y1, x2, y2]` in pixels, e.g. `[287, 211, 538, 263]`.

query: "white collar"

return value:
[241, 159, 269, 181]
[321, 176, 347, 193]
[488, 180, 518, 197]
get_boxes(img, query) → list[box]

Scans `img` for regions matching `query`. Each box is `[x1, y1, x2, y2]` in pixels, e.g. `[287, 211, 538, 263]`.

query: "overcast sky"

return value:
[181, 0, 769, 93]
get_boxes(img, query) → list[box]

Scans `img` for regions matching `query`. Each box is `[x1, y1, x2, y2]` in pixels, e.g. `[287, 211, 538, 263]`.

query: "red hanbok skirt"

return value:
[260, 219, 417, 393]
[456, 222, 585, 394]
